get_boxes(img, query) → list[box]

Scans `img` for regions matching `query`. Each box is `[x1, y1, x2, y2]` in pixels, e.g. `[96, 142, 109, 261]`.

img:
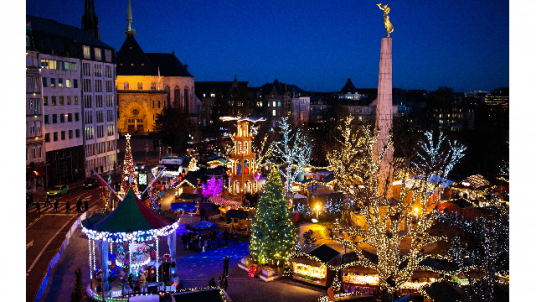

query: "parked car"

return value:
[47, 184, 69, 197]
[83, 178, 101, 189]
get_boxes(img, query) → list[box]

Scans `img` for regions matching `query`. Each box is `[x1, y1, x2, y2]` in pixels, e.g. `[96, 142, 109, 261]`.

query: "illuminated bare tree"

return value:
[270, 117, 312, 195]
[327, 115, 466, 300]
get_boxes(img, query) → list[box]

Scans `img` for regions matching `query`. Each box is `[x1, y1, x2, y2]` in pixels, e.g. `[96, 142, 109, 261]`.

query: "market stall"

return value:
[171, 193, 199, 212]
[291, 244, 340, 287]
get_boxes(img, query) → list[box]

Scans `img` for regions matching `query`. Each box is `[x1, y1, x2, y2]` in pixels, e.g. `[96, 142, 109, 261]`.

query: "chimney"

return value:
[184, 64, 188, 70]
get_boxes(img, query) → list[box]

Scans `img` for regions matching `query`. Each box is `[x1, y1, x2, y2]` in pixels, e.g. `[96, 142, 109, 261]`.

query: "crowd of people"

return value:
[180, 227, 239, 252]
[26, 194, 89, 214]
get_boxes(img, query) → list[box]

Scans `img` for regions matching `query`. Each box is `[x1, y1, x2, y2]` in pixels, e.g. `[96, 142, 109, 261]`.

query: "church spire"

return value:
[125, 0, 136, 35]
[81, 0, 100, 40]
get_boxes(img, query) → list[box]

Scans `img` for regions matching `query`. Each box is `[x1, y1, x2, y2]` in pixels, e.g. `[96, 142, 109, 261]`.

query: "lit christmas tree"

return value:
[249, 168, 298, 266]
[121, 134, 139, 194]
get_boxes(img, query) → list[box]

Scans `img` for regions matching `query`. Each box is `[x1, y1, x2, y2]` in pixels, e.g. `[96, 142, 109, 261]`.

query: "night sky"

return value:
[26, 0, 509, 92]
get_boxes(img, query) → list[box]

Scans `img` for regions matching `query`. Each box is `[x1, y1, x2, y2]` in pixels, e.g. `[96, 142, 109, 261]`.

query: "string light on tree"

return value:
[270, 117, 312, 196]
[121, 133, 139, 194]
[249, 168, 298, 265]
[326, 115, 466, 297]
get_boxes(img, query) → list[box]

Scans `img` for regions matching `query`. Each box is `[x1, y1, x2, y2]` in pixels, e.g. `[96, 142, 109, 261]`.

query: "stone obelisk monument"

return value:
[375, 3, 394, 198]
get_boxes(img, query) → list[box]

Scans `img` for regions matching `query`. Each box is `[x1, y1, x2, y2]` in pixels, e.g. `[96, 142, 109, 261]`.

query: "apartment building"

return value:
[26, 22, 46, 192]
[27, 14, 118, 183]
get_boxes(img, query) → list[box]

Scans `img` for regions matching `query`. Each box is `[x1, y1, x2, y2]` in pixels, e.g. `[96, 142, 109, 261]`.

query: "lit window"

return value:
[273, 109, 276, 116]
[83, 46, 91, 59]
[94, 48, 102, 61]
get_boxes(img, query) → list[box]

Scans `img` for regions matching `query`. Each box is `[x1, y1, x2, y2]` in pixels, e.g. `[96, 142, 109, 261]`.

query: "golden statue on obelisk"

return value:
[377, 3, 394, 37]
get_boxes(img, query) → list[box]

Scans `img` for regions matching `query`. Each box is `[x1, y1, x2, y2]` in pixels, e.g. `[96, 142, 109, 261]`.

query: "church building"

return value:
[116, 0, 200, 135]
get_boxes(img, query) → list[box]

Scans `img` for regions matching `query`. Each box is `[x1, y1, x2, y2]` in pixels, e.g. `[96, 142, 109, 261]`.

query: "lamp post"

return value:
[316, 203, 320, 219]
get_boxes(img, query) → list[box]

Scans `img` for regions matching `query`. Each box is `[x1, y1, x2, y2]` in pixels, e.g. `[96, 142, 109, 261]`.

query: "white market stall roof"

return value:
[219, 116, 266, 123]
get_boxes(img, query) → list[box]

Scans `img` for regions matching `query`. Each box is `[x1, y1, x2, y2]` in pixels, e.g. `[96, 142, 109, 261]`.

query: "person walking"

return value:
[53, 198, 59, 212]
[76, 197, 82, 213]
[223, 228, 229, 246]
[219, 275, 228, 291]
[35, 201, 41, 214]
[65, 200, 70, 213]
[223, 255, 230, 277]
[84, 200, 89, 212]
[182, 232, 188, 250]
[233, 229, 239, 245]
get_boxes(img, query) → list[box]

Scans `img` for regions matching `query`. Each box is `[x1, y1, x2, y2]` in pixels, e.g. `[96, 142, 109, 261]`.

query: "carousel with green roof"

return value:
[82, 189, 179, 298]
[81, 134, 179, 300]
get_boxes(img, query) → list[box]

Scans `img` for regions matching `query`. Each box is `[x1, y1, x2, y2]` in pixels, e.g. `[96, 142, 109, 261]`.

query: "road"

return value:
[25, 180, 111, 302]
[26, 156, 162, 302]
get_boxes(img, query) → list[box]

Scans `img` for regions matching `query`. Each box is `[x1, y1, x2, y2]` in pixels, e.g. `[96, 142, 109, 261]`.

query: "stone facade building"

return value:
[116, 0, 200, 135]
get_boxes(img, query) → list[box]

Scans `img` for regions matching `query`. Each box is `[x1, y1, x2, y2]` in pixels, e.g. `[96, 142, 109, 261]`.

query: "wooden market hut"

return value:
[291, 244, 341, 287]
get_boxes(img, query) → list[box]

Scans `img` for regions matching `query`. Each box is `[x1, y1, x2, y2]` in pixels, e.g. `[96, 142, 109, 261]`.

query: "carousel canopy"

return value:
[85, 188, 175, 233]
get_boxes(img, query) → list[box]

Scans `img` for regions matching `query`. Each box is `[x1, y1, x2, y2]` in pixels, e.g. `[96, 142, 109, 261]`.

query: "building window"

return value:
[106, 80, 113, 92]
[97, 125, 104, 138]
[43, 96, 48, 106]
[30, 122, 35, 136]
[184, 88, 189, 113]
[42, 77, 47, 87]
[67, 96, 72, 105]
[105, 66, 112, 78]
[273, 109, 276, 116]
[73, 79, 78, 88]
[85, 127, 94, 140]
[69, 130, 73, 139]
[60, 114, 65, 123]
[278, 101, 281, 107]
[53, 132, 58, 141]
[95, 64, 102, 77]
[45, 133, 50, 142]
[59, 96, 64, 105]
[95, 80, 102, 92]
[151, 82, 156, 90]
[107, 124, 115, 136]
[61, 131, 65, 140]
[94, 48, 102, 60]
[124, 82, 129, 90]
[68, 113, 72, 122]
[52, 114, 57, 123]
[105, 50, 112, 62]
[84, 79, 92, 92]
[75, 129, 80, 138]
[75, 112, 79, 121]
[36, 121, 41, 136]
[106, 95, 113, 107]
[44, 115, 49, 124]
[96, 95, 103, 107]
[137, 82, 143, 90]
[83, 63, 91, 76]
[96, 111, 103, 123]
[66, 79, 71, 88]
[74, 96, 79, 105]
[83, 46, 91, 59]
[50, 78, 55, 88]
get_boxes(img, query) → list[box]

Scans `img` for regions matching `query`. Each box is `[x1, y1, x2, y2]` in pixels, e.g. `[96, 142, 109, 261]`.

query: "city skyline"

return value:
[26, 0, 508, 93]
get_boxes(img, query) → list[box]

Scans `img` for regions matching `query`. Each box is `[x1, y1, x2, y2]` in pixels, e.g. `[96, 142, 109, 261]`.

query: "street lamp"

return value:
[316, 203, 320, 219]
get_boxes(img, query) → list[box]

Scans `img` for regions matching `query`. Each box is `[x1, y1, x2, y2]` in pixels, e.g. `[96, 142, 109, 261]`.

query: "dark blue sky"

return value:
[26, 0, 509, 92]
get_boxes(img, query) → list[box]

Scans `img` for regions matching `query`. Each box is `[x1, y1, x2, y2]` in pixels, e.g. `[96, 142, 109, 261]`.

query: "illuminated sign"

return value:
[138, 172, 147, 185]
